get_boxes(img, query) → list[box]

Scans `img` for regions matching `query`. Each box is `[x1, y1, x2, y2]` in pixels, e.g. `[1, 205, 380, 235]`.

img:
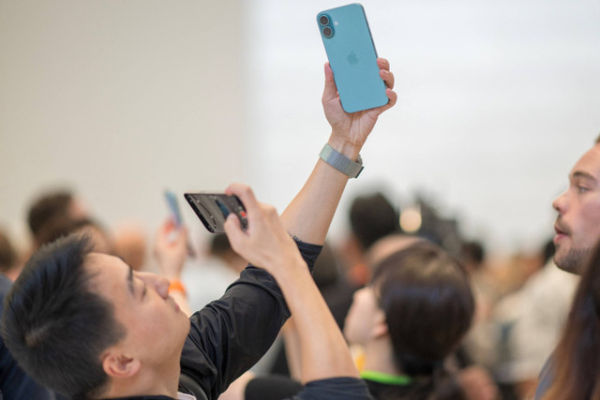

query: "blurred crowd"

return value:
[0, 183, 584, 399]
[1, 48, 598, 400]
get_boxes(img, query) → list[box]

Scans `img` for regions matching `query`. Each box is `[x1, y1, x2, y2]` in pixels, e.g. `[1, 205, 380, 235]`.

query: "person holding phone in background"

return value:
[1, 43, 396, 400]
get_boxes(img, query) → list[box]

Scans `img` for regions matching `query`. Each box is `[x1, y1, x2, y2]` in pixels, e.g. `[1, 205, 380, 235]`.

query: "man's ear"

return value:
[371, 309, 389, 339]
[102, 350, 141, 379]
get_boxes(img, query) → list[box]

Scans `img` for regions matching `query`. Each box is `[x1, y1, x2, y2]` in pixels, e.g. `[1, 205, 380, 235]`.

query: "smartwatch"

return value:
[319, 143, 364, 178]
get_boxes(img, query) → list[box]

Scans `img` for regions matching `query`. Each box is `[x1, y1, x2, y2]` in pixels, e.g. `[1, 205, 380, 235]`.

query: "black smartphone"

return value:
[184, 193, 248, 234]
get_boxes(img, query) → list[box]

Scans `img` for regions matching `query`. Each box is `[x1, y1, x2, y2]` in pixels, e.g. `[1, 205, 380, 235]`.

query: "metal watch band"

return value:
[319, 143, 364, 178]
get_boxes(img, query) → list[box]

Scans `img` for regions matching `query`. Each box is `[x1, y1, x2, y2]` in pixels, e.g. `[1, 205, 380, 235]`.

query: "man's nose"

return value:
[552, 190, 568, 213]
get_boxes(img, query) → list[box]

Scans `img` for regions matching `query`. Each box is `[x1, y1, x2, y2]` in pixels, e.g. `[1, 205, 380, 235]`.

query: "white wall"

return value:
[1, 0, 599, 253]
[0, 0, 247, 246]
[244, 0, 600, 252]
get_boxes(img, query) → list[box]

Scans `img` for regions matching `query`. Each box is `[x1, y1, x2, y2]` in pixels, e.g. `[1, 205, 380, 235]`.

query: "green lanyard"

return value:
[360, 370, 413, 386]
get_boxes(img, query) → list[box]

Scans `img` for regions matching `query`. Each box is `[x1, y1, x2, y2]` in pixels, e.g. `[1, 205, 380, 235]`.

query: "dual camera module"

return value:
[318, 14, 334, 38]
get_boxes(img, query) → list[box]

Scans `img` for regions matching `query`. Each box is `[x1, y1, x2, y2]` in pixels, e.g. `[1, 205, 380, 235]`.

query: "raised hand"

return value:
[154, 219, 188, 280]
[323, 58, 397, 157]
[223, 183, 305, 276]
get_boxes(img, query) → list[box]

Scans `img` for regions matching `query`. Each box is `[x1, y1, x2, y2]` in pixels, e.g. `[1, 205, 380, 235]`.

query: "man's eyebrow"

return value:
[572, 171, 597, 183]
[127, 266, 134, 296]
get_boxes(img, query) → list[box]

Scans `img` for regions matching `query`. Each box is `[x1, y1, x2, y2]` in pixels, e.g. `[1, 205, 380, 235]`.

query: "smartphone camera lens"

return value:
[319, 15, 329, 25]
[323, 26, 333, 38]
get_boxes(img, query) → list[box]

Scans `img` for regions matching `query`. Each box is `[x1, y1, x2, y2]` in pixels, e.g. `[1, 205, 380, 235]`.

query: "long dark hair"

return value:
[543, 240, 600, 400]
[371, 242, 475, 400]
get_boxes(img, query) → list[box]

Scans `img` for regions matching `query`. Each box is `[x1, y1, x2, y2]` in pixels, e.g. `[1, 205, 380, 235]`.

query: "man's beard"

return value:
[554, 245, 592, 274]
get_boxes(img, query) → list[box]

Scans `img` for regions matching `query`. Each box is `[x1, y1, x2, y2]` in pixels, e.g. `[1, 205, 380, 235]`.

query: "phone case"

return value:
[184, 193, 247, 234]
[317, 3, 388, 113]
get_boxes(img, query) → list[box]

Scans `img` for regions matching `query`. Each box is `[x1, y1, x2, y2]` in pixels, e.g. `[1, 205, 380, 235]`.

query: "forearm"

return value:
[282, 318, 303, 381]
[273, 263, 358, 383]
[181, 238, 322, 398]
[281, 134, 358, 244]
[281, 57, 396, 244]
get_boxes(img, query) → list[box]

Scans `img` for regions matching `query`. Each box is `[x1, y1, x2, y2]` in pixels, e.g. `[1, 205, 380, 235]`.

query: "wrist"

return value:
[327, 134, 361, 160]
[271, 256, 309, 285]
[320, 143, 364, 179]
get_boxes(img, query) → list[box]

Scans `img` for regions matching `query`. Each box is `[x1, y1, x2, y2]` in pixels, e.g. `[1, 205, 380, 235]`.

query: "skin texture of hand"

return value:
[223, 183, 306, 277]
[154, 219, 188, 280]
[323, 58, 397, 157]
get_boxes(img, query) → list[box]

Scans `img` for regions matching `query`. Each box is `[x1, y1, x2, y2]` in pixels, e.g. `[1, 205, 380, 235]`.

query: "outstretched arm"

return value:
[181, 58, 395, 398]
[225, 186, 358, 382]
[281, 58, 396, 244]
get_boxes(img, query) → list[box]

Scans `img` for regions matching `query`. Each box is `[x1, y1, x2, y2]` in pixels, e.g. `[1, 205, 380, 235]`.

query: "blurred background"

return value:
[1, 0, 599, 253]
[2, 2, 599, 398]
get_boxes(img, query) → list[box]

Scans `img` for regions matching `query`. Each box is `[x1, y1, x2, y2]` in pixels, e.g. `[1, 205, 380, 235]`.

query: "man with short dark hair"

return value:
[2, 60, 396, 400]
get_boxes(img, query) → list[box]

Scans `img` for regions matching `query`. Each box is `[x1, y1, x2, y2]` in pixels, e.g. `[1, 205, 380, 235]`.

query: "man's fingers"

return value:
[223, 213, 246, 253]
[225, 183, 259, 214]
[384, 88, 398, 110]
[376, 57, 390, 71]
[380, 69, 395, 90]
[322, 62, 339, 101]
[368, 88, 398, 118]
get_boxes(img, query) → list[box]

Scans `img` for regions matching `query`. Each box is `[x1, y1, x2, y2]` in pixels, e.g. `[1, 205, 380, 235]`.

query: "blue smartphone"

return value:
[165, 190, 196, 257]
[317, 3, 388, 113]
[164, 190, 183, 227]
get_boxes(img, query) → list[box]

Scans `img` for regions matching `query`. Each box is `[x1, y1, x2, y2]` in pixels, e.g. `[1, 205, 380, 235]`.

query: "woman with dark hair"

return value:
[343, 242, 475, 400]
[225, 240, 477, 400]
[539, 240, 600, 400]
